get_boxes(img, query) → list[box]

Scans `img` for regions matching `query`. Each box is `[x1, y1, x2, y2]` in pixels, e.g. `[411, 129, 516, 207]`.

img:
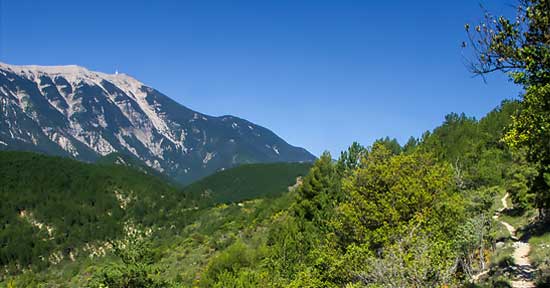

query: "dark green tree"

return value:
[403, 136, 419, 154]
[372, 136, 402, 155]
[294, 152, 340, 222]
[337, 142, 367, 174]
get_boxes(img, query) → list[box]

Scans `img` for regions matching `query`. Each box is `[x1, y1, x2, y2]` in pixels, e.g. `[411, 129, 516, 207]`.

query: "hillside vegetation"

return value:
[2, 0, 549, 286]
[97, 152, 178, 185]
[183, 162, 311, 206]
[0, 153, 312, 285]
[0, 151, 187, 277]
[6, 100, 550, 287]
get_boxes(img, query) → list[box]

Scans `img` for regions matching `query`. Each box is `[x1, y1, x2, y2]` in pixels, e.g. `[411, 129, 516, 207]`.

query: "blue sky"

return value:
[0, 0, 522, 156]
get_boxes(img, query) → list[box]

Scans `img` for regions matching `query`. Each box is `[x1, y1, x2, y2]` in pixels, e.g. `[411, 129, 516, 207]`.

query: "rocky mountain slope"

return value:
[0, 63, 315, 183]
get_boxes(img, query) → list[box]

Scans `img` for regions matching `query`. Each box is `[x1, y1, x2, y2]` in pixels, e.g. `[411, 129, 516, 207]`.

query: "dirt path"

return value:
[496, 193, 535, 288]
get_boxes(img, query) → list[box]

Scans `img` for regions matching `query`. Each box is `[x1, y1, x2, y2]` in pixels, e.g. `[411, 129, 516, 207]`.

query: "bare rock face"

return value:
[0, 63, 315, 183]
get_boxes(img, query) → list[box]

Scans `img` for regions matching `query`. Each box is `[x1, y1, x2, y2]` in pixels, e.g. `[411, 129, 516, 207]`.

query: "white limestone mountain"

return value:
[0, 63, 315, 183]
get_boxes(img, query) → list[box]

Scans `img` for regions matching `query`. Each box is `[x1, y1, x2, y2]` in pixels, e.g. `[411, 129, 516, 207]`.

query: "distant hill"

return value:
[183, 162, 311, 206]
[0, 62, 316, 184]
[0, 151, 186, 277]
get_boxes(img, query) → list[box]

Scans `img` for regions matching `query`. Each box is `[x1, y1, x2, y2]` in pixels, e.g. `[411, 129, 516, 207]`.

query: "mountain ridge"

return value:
[0, 62, 315, 183]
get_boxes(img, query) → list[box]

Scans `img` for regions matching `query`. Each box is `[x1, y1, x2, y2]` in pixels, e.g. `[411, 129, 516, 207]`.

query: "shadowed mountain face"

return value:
[0, 63, 315, 183]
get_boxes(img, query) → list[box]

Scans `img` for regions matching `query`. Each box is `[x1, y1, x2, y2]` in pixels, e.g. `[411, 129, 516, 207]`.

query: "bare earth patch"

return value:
[498, 194, 535, 288]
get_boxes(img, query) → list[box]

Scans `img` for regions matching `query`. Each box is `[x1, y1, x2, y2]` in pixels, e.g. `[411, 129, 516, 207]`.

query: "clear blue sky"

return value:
[0, 0, 521, 156]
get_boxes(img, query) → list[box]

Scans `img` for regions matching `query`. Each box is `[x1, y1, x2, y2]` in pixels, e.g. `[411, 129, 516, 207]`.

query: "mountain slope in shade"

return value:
[0, 63, 316, 183]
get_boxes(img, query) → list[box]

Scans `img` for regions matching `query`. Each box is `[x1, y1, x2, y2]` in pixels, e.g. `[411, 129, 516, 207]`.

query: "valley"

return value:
[0, 0, 549, 287]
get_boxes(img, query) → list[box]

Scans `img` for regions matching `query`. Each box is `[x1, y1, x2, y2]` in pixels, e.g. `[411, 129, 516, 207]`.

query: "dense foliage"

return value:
[0, 154, 311, 285]
[182, 162, 311, 206]
[97, 152, 176, 184]
[466, 0, 550, 220]
[88, 230, 171, 288]
[2, 101, 545, 287]
[0, 151, 184, 278]
[180, 101, 527, 287]
[1, 1, 548, 286]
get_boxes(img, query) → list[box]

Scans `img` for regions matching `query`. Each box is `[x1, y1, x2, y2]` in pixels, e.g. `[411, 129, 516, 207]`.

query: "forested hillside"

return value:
[97, 152, 177, 184]
[5, 99, 549, 287]
[0, 153, 312, 286]
[183, 162, 311, 206]
[0, 151, 191, 276]
[1, 0, 549, 287]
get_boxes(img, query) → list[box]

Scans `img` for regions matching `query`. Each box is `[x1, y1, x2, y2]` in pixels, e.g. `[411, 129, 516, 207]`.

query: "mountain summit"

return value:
[0, 63, 315, 183]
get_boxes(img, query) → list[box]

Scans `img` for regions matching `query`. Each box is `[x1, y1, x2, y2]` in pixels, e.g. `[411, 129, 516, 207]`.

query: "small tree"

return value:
[88, 231, 170, 288]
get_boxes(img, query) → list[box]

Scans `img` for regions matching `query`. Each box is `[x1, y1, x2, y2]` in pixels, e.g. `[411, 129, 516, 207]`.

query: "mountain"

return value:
[0, 63, 316, 183]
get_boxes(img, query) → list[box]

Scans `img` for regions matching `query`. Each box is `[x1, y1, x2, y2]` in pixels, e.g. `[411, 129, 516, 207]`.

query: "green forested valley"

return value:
[0, 152, 312, 287]
[1, 0, 550, 287]
[2, 98, 549, 287]
[0, 151, 184, 273]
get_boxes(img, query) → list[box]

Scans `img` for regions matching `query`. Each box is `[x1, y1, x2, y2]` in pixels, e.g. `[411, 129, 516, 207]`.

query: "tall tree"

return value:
[465, 0, 550, 220]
